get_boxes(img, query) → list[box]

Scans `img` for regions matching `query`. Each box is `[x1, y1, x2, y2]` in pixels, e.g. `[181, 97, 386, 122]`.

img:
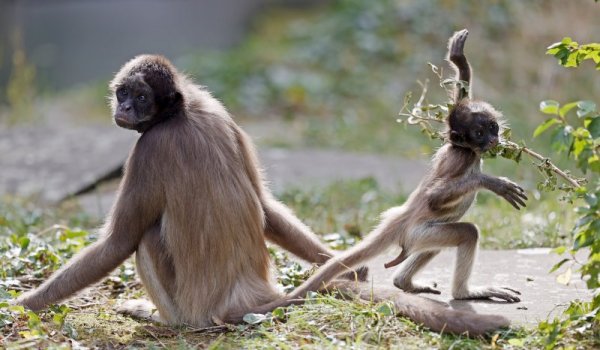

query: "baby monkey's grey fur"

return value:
[228, 29, 526, 334]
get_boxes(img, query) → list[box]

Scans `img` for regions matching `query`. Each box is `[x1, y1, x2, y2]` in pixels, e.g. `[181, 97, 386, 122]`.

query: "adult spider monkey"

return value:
[228, 29, 526, 333]
[16, 54, 365, 326]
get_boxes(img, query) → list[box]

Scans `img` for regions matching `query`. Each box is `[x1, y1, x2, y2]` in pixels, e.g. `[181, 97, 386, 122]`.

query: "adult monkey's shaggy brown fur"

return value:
[227, 29, 526, 336]
[16, 54, 358, 326]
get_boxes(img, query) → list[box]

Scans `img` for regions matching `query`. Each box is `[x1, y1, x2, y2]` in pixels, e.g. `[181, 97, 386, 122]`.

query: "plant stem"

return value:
[505, 141, 581, 188]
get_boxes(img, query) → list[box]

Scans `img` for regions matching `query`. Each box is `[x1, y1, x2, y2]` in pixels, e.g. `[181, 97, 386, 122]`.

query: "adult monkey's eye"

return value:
[138, 95, 146, 102]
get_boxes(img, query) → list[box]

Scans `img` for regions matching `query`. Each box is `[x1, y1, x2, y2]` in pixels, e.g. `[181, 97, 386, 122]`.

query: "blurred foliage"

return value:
[5, 48, 37, 125]
[182, 0, 598, 157]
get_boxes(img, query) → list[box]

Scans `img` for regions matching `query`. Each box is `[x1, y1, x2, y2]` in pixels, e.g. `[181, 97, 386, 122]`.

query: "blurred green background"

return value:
[1, 0, 598, 154]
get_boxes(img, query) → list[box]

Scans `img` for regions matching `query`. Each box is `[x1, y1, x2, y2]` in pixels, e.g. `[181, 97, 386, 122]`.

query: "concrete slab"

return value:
[364, 248, 591, 326]
[260, 148, 427, 193]
[0, 124, 136, 202]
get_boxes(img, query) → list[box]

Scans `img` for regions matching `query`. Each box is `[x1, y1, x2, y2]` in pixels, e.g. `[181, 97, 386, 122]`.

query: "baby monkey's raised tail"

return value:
[448, 29, 471, 101]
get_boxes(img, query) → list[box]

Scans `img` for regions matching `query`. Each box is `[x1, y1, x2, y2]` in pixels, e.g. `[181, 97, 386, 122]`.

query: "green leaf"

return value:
[546, 42, 563, 51]
[559, 102, 578, 118]
[243, 313, 267, 324]
[577, 101, 597, 118]
[64, 229, 87, 239]
[551, 125, 574, 153]
[550, 258, 571, 273]
[566, 51, 580, 67]
[508, 338, 525, 347]
[540, 100, 560, 115]
[18, 237, 30, 250]
[376, 302, 395, 316]
[584, 193, 598, 207]
[553, 246, 567, 255]
[533, 118, 559, 137]
[572, 138, 588, 158]
[587, 117, 600, 138]
[589, 155, 600, 173]
[575, 214, 594, 229]
[574, 231, 594, 250]
[271, 307, 286, 319]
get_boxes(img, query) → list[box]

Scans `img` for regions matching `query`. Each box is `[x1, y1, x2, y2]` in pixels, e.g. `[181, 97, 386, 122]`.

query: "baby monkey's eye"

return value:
[138, 95, 146, 102]
[476, 131, 483, 137]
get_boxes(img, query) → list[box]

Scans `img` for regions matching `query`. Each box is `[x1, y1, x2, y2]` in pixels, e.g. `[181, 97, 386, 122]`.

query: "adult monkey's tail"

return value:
[329, 280, 509, 336]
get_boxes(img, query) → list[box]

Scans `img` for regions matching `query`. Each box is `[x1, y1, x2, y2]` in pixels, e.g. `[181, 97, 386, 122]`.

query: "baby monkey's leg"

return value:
[392, 251, 441, 294]
[401, 222, 520, 302]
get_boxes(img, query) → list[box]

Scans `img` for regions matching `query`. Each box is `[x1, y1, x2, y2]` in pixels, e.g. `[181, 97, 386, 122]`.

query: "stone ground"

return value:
[366, 248, 590, 326]
[0, 120, 590, 328]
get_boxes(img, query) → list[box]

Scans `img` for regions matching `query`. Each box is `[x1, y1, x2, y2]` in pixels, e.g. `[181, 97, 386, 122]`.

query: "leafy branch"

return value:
[547, 37, 600, 70]
[397, 70, 584, 192]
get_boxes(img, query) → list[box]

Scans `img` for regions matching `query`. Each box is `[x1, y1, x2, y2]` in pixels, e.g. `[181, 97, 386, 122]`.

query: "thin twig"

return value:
[505, 141, 581, 188]
[35, 224, 70, 237]
[415, 79, 429, 108]
[182, 324, 231, 334]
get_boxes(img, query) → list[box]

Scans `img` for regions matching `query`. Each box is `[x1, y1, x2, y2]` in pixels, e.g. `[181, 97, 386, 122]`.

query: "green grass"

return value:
[0, 181, 591, 349]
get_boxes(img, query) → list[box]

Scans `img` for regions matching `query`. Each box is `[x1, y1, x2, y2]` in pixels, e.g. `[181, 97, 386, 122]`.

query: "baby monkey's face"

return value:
[465, 114, 499, 153]
[448, 100, 502, 154]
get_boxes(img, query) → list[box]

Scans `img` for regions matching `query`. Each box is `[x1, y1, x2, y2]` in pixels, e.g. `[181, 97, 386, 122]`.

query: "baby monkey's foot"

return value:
[393, 279, 441, 295]
[453, 286, 521, 303]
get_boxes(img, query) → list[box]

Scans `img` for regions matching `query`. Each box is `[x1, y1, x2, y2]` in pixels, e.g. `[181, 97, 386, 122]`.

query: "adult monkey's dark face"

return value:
[113, 74, 157, 132]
